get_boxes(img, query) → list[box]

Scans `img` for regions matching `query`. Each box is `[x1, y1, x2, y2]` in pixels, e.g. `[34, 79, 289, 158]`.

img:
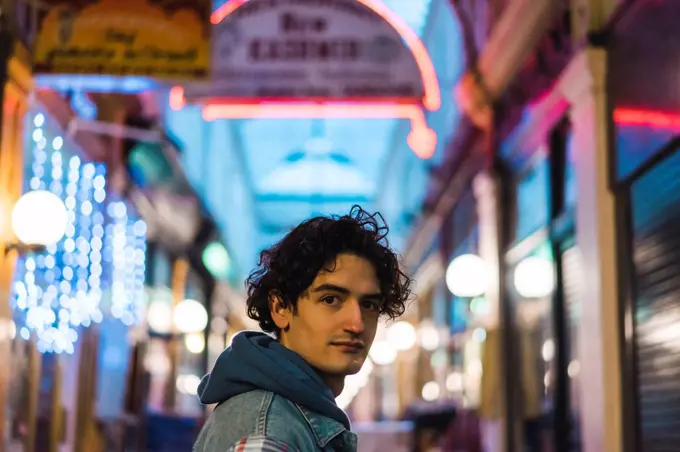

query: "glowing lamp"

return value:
[127, 143, 174, 187]
[173, 298, 208, 334]
[513, 256, 555, 298]
[446, 372, 463, 392]
[185, 332, 206, 354]
[417, 320, 441, 351]
[202, 242, 231, 280]
[147, 299, 173, 334]
[421, 381, 440, 401]
[386, 321, 417, 351]
[176, 374, 201, 395]
[11, 190, 68, 246]
[445, 254, 489, 297]
[369, 340, 397, 366]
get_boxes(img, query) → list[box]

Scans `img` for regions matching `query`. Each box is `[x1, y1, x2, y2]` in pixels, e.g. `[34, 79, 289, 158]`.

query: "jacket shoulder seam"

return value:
[255, 390, 274, 436]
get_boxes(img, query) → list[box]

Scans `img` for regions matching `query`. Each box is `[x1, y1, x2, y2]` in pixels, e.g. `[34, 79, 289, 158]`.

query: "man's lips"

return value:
[331, 341, 365, 351]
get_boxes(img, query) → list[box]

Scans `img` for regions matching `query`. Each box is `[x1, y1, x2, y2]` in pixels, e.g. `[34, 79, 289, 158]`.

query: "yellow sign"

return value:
[33, 0, 210, 79]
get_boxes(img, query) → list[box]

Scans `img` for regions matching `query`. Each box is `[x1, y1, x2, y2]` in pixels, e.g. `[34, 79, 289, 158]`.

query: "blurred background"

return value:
[0, 0, 675, 451]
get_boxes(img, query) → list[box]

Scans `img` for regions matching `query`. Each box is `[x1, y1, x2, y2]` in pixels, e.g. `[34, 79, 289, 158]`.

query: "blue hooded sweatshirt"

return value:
[197, 330, 350, 430]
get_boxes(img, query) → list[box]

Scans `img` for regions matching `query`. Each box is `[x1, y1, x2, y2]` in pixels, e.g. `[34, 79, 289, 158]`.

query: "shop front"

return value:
[608, 2, 680, 450]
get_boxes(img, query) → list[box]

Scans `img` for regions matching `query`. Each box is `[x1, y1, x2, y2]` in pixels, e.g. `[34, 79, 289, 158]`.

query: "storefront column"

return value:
[473, 172, 508, 452]
[0, 43, 32, 447]
[559, 47, 623, 452]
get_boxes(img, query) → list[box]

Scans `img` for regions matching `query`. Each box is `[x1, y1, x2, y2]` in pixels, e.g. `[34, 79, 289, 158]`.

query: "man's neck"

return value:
[276, 337, 346, 397]
[320, 374, 345, 398]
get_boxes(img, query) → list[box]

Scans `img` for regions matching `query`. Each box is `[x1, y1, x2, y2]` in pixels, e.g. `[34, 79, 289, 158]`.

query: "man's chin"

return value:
[345, 363, 365, 375]
[319, 359, 366, 377]
[340, 358, 367, 376]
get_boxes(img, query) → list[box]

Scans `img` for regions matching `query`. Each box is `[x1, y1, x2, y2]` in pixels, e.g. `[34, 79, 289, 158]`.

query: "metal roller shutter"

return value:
[631, 147, 680, 451]
[561, 246, 582, 450]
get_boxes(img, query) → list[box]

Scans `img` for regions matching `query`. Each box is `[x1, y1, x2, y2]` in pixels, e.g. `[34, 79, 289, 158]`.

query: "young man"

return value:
[193, 206, 412, 452]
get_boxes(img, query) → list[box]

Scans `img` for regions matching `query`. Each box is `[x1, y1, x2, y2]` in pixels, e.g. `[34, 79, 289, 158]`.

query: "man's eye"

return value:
[321, 295, 339, 305]
[361, 301, 380, 311]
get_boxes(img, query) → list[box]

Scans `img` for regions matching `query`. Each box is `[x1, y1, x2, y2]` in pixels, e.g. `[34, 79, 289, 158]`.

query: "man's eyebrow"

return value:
[312, 284, 351, 294]
[312, 284, 382, 300]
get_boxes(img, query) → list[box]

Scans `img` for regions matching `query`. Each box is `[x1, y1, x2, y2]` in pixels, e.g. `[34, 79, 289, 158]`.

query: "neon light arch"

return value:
[174, 0, 442, 159]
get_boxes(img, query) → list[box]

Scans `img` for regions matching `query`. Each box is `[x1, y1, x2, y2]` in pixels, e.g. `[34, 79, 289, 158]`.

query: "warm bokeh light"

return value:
[185, 332, 206, 354]
[147, 299, 173, 334]
[421, 381, 440, 401]
[11, 190, 68, 245]
[445, 254, 489, 298]
[386, 321, 417, 351]
[417, 320, 441, 351]
[173, 299, 208, 334]
[514, 256, 555, 298]
[369, 340, 398, 366]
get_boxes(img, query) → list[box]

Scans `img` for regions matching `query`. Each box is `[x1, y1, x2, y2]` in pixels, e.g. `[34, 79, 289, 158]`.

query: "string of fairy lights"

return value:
[10, 111, 147, 354]
[106, 199, 147, 326]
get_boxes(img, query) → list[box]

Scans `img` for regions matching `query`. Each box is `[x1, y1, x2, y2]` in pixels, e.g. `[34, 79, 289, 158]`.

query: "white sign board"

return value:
[194, 0, 424, 101]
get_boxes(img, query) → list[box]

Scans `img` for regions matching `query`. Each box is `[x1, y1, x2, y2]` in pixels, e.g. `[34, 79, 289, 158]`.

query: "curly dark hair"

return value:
[245, 205, 413, 335]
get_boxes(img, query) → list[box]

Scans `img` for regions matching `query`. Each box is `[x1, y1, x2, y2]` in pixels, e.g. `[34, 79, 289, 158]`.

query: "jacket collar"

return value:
[294, 403, 357, 450]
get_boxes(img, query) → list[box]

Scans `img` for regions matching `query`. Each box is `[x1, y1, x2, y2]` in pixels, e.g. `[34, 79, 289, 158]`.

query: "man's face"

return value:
[274, 253, 382, 386]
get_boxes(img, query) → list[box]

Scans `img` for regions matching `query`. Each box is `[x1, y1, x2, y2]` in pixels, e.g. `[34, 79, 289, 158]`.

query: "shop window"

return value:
[150, 248, 172, 288]
[510, 244, 558, 452]
[450, 190, 477, 252]
[448, 230, 479, 331]
[564, 131, 577, 210]
[616, 122, 677, 181]
[515, 158, 550, 243]
[450, 297, 469, 333]
[176, 272, 210, 415]
[432, 271, 449, 326]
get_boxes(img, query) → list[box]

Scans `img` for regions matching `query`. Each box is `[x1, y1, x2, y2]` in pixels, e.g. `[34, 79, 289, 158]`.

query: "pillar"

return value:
[0, 41, 32, 449]
[473, 171, 508, 452]
[559, 47, 623, 452]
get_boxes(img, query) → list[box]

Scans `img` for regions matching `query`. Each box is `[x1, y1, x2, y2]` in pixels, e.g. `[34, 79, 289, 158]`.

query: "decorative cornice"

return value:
[557, 47, 607, 108]
[7, 42, 33, 96]
[454, 71, 494, 130]
[454, 0, 555, 129]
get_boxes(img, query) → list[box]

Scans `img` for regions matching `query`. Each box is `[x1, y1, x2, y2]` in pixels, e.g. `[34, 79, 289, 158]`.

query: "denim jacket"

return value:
[193, 389, 357, 452]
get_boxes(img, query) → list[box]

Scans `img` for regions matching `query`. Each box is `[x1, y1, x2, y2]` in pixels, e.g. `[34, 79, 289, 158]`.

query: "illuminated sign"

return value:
[33, 0, 211, 80]
[187, 0, 423, 102]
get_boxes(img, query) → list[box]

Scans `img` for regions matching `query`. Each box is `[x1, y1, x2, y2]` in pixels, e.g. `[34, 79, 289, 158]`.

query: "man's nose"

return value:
[343, 299, 365, 335]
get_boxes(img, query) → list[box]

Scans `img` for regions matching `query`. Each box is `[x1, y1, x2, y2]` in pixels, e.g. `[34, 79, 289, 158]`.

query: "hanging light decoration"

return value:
[12, 112, 107, 354]
[11, 111, 148, 354]
[106, 199, 147, 326]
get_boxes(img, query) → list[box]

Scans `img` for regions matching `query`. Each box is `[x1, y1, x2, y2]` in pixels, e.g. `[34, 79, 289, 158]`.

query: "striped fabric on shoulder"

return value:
[229, 436, 296, 452]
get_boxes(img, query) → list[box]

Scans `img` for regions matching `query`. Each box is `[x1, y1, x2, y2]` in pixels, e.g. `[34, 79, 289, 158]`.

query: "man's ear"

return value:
[269, 294, 292, 332]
